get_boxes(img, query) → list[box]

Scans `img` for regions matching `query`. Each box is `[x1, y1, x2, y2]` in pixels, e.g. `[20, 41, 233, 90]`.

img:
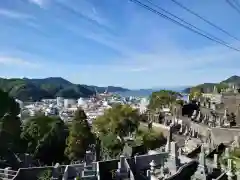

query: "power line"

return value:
[129, 0, 240, 52]
[226, 0, 240, 15]
[170, 0, 240, 42]
[144, 0, 228, 45]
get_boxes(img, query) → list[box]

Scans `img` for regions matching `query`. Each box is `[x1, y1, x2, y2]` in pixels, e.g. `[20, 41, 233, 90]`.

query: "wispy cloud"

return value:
[81, 6, 109, 28]
[82, 29, 240, 73]
[0, 56, 42, 69]
[0, 9, 33, 19]
[55, 0, 111, 30]
[28, 0, 48, 8]
[128, 67, 150, 72]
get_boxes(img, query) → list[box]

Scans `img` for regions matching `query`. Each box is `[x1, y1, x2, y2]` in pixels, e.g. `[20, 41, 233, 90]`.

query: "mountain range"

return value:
[2, 75, 238, 101]
[0, 77, 129, 101]
[183, 75, 240, 93]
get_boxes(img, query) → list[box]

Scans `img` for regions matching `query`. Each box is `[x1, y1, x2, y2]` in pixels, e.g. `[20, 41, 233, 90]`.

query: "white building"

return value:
[57, 97, 64, 107]
[64, 99, 76, 108]
[139, 97, 149, 114]
[77, 98, 86, 107]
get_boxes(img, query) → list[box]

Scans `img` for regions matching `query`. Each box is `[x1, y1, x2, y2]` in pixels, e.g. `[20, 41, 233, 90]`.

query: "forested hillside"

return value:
[0, 77, 129, 101]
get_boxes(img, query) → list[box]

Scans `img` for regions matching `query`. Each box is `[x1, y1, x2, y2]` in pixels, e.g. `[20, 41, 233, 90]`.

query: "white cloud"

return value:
[77, 21, 240, 73]
[0, 56, 42, 69]
[28, 0, 48, 8]
[57, 0, 111, 29]
[0, 9, 33, 19]
[128, 67, 149, 72]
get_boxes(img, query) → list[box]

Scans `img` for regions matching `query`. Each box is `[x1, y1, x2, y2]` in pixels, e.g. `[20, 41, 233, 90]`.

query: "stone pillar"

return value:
[179, 123, 183, 134]
[184, 126, 188, 136]
[52, 163, 60, 180]
[169, 142, 180, 173]
[199, 146, 207, 168]
[85, 150, 94, 165]
[178, 148, 182, 156]
[227, 159, 235, 180]
[212, 103, 216, 111]
[146, 170, 151, 178]
[116, 155, 128, 180]
[120, 155, 125, 167]
[62, 165, 69, 180]
[234, 135, 240, 148]
[192, 128, 195, 138]
[225, 148, 230, 159]
[224, 109, 228, 118]
[195, 146, 208, 180]
[165, 126, 173, 152]
[213, 154, 220, 169]
[208, 102, 211, 109]
[4, 167, 12, 179]
[150, 160, 156, 175]
[170, 142, 178, 157]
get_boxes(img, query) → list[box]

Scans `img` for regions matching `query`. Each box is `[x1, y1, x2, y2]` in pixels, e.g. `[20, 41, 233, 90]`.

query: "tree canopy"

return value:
[189, 88, 202, 100]
[184, 82, 229, 94]
[21, 116, 68, 165]
[93, 104, 141, 159]
[100, 132, 124, 159]
[142, 130, 166, 150]
[0, 90, 22, 155]
[65, 108, 95, 161]
[0, 77, 129, 101]
[0, 90, 20, 118]
[148, 90, 182, 111]
[93, 104, 140, 138]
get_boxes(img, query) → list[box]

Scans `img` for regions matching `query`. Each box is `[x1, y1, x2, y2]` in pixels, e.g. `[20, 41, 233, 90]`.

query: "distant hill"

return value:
[183, 75, 240, 93]
[221, 75, 240, 84]
[0, 77, 129, 101]
[117, 86, 189, 97]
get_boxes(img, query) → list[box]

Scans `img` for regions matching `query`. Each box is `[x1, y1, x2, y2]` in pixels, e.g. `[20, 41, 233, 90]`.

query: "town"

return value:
[1, 0, 240, 179]
[0, 78, 240, 180]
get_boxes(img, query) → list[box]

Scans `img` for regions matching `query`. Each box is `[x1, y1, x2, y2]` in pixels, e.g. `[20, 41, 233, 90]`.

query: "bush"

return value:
[37, 169, 52, 180]
[142, 131, 166, 150]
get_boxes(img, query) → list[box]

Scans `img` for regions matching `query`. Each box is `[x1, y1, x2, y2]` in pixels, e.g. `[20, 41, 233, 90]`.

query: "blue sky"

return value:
[1, 0, 240, 89]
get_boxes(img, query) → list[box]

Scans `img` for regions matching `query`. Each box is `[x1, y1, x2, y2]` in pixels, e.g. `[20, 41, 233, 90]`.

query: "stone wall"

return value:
[13, 166, 57, 180]
[12, 163, 86, 180]
[134, 153, 168, 171]
[165, 160, 198, 180]
[152, 122, 170, 137]
[189, 122, 211, 137]
[187, 120, 240, 145]
[211, 127, 240, 145]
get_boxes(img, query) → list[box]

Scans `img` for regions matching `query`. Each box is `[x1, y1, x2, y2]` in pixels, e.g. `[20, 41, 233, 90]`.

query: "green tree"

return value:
[216, 83, 228, 93]
[176, 99, 184, 106]
[93, 104, 140, 138]
[148, 90, 182, 111]
[21, 116, 67, 165]
[189, 88, 202, 100]
[142, 131, 166, 150]
[100, 132, 124, 159]
[37, 169, 52, 180]
[65, 108, 95, 161]
[0, 89, 20, 118]
[0, 90, 22, 155]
